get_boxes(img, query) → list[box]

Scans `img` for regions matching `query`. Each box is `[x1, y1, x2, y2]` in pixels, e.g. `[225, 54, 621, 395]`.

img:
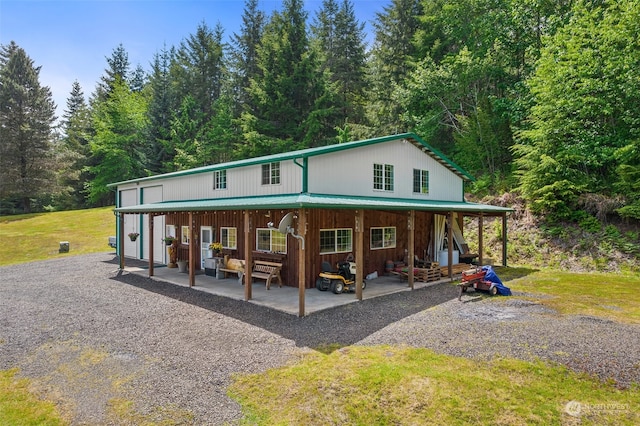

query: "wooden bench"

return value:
[251, 260, 283, 290]
[219, 256, 245, 282]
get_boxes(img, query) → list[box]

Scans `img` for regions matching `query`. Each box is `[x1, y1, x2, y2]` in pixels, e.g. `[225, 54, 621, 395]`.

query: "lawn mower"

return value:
[316, 259, 366, 294]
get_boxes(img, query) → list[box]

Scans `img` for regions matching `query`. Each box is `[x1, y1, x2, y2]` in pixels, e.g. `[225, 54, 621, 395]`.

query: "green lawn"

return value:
[0, 206, 116, 266]
[1, 210, 638, 424]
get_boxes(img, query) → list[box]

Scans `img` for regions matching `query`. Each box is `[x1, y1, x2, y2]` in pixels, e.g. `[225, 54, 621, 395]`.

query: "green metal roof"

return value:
[115, 193, 512, 215]
[107, 132, 474, 188]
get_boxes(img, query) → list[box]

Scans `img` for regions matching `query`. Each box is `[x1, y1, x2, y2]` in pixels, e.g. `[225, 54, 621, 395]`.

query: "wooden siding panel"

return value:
[308, 139, 464, 201]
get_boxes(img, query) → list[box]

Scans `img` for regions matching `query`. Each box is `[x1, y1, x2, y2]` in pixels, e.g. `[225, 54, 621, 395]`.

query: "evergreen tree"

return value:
[58, 80, 91, 209]
[514, 0, 640, 219]
[229, 0, 265, 117]
[312, 0, 369, 138]
[86, 77, 149, 205]
[129, 63, 147, 92]
[147, 45, 177, 173]
[173, 21, 226, 119]
[0, 42, 57, 213]
[93, 43, 131, 103]
[367, 0, 422, 134]
[241, 0, 332, 154]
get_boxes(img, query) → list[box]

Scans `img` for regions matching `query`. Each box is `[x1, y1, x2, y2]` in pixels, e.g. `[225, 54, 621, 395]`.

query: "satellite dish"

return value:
[278, 212, 295, 234]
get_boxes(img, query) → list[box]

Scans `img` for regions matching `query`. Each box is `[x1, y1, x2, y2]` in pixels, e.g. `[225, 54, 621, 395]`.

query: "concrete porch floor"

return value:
[124, 264, 454, 316]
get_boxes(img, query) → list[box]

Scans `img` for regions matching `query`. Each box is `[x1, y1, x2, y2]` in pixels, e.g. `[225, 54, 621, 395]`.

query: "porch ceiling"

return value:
[115, 192, 512, 216]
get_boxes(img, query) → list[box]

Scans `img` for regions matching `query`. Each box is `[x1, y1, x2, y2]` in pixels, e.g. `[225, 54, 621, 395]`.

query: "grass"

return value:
[0, 206, 115, 266]
[0, 369, 66, 425]
[229, 345, 639, 425]
[2, 208, 639, 424]
[493, 267, 640, 324]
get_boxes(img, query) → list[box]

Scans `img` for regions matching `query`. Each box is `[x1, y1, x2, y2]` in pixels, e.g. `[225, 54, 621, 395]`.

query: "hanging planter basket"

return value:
[128, 233, 139, 241]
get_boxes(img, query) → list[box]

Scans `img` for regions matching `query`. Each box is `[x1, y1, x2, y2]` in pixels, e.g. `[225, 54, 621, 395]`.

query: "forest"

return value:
[1, 0, 639, 225]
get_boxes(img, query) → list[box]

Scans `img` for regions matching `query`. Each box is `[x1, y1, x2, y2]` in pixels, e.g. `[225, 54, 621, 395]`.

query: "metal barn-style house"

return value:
[110, 133, 512, 316]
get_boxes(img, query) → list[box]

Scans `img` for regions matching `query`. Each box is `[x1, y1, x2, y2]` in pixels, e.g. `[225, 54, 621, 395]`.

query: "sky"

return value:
[0, 0, 384, 121]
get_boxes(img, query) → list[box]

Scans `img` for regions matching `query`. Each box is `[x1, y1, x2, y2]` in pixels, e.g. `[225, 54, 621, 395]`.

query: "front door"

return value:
[200, 226, 214, 269]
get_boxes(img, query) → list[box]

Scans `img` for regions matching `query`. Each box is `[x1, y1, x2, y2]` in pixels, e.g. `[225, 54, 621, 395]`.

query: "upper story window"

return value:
[221, 227, 237, 249]
[320, 228, 353, 254]
[413, 169, 429, 194]
[214, 170, 227, 190]
[373, 163, 394, 191]
[370, 227, 396, 249]
[262, 162, 280, 185]
[256, 228, 287, 253]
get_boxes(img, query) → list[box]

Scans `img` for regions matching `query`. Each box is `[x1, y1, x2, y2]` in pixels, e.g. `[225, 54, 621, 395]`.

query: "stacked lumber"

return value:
[394, 267, 442, 283]
[440, 263, 471, 275]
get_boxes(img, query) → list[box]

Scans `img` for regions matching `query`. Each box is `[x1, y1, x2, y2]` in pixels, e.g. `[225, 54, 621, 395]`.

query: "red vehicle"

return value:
[458, 267, 498, 300]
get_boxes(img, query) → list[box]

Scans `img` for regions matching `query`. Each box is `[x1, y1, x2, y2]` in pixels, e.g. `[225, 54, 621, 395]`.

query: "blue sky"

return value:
[0, 0, 383, 120]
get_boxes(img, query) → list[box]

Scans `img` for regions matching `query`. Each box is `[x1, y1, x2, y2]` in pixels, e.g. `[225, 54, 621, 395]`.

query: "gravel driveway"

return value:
[1, 253, 638, 424]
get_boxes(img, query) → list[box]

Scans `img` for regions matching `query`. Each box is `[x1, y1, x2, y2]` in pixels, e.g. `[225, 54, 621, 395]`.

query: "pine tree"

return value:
[0, 42, 57, 213]
[367, 0, 422, 134]
[229, 0, 265, 117]
[173, 21, 225, 119]
[58, 80, 91, 209]
[241, 0, 332, 153]
[311, 0, 369, 136]
[93, 43, 131, 103]
[147, 45, 177, 173]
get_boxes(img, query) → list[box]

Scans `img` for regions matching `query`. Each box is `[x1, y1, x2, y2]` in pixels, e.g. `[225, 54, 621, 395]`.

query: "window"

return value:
[413, 169, 429, 194]
[320, 228, 353, 254]
[214, 170, 227, 190]
[256, 228, 287, 253]
[181, 226, 190, 244]
[221, 227, 237, 249]
[370, 227, 396, 249]
[373, 163, 394, 191]
[261, 162, 280, 185]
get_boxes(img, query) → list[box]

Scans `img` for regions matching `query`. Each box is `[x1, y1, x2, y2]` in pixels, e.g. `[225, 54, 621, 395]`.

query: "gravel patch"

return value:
[1, 253, 638, 424]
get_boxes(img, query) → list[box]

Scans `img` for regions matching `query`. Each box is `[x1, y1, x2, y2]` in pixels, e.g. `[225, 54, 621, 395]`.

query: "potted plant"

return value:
[128, 232, 139, 241]
[209, 242, 223, 256]
[163, 236, 176, 246]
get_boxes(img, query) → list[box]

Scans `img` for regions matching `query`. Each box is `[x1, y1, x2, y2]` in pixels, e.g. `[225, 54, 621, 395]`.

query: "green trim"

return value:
[115, 192, 512, 215]
[108, 133, 474, 188]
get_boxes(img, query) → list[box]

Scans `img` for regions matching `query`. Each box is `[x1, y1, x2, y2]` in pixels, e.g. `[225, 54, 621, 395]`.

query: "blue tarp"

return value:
[481, 265, 512, 296]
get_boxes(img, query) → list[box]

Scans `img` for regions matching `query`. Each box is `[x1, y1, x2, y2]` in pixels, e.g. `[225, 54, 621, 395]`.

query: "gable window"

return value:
[413, 169, 429, 194]
[261, 162, 280, 185]
[370, 227, 396, 249]
[221, 227, 237, 249]
[373, 163, 394, 191]
[214, 170, 227, 190]
[256, 228, 287, 253]
[320, 228, 353, 254]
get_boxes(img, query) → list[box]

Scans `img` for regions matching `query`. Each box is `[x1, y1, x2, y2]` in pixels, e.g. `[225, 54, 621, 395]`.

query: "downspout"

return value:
[293, 157, 308, 193]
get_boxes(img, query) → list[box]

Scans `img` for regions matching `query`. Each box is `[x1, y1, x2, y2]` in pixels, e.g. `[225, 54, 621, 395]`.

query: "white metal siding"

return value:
[119, 189, 139, 258]
[308, 140, 464, 201]
[159, 160, 303, 201]
[141, 185, 164, 263]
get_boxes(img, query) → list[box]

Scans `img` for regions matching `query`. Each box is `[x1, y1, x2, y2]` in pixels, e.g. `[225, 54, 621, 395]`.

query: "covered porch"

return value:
[122, 262, 454, 316]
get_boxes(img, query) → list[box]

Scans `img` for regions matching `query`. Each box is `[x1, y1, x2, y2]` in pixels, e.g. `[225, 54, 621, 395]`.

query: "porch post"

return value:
[119, 213, 125, 269]
[448, 211, 454, 279]
[244, 210, 252, 301]
[478, 213, 484, 266]
[502, 213, 508, 266]
[149, 213, 154, 277]
[407, 210, 415, 290]
[298, 208, 307, 316]
[355, 209, 364, 301]
[188, 212, 195, 287]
